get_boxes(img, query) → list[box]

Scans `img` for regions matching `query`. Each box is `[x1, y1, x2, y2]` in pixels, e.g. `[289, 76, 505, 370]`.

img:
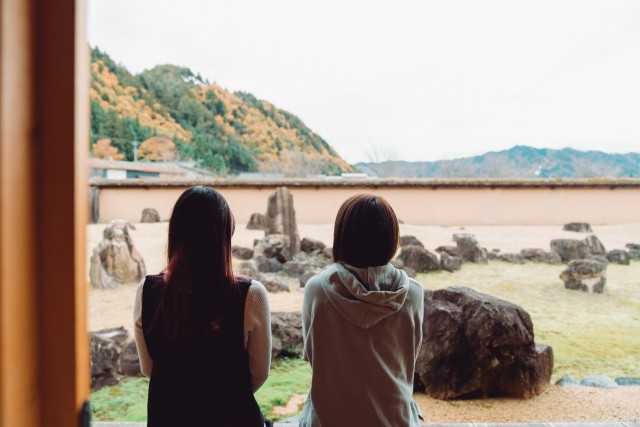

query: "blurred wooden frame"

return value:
[0, 0, 90, 426]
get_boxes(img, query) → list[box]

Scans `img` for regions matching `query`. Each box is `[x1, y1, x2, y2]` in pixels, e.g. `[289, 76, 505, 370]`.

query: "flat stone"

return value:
[580, 375, 619, 388]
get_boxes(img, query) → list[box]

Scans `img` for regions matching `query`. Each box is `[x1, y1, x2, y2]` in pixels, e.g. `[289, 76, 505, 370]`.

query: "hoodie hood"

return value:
[321, 263, 410, 329]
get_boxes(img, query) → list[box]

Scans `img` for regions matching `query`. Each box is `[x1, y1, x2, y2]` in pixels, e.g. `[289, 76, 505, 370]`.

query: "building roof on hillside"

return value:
[88, 158, 187, 175]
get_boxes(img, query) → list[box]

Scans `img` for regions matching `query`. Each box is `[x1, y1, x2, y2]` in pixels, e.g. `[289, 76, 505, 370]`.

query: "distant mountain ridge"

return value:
[89, 47, 352, 176]
[356, 146, 640, 179]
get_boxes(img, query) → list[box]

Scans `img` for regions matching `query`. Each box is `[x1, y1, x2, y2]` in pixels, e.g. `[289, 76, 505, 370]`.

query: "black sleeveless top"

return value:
[141, 274, 264, 427]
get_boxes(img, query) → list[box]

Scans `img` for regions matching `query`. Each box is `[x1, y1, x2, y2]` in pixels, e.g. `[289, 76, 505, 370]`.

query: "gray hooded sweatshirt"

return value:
[299, 262, 424, 427]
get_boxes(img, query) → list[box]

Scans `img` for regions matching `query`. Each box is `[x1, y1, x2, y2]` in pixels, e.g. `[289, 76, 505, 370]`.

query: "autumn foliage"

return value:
[92, 138, 124, 160]
[138, 136, 176, 161]
[89, 47, 353, 176]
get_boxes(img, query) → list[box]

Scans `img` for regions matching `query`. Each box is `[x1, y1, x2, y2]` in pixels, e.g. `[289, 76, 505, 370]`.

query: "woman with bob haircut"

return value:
[134, 186, 271, 427]
[300, 194, 424, 427]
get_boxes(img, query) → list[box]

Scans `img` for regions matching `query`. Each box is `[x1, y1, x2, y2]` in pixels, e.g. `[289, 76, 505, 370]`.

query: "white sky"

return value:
[88, 0, 640, 163]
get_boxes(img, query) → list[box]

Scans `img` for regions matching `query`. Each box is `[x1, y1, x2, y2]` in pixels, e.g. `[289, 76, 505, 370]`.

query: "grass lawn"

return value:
[417, 260, 640, 382]
[90, 358, 312, 422]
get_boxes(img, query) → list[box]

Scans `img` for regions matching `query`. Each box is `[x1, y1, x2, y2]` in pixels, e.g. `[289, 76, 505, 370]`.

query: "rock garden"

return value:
[87, 188, 640, 422]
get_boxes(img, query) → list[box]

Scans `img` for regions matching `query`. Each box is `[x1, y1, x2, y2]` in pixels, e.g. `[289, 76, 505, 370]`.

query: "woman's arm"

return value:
[133, 279, 154, 376]
[244, 281, 271, 392]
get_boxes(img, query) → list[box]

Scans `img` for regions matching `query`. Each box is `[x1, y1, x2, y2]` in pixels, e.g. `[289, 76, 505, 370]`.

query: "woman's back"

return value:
[300, 263, 424, 427]
[142, 274, 263, 427]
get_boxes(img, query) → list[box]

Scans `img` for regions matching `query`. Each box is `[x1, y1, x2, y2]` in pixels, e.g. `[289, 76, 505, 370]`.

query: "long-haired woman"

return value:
[300, 194, 424, 426]
[134, 186, 271, 426]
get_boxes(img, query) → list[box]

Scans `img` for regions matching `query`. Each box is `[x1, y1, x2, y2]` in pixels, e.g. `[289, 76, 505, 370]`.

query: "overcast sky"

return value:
[88, 0, 640, 163]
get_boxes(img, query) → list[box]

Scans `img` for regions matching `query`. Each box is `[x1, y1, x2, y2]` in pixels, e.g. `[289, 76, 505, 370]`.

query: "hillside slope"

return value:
[356, 145, 640, 178]
[90, 48, 352, 176]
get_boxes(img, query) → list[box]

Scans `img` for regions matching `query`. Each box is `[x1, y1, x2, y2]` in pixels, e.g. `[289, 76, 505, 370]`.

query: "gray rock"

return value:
[140, 208, 161, 223]
[563, 222, 593, 233]
[453, 234, 488, 264]
[521, 248, 548, 262]
[615, 377, 640, 386]
[299, 271, 316, 288]
[560, 259, 607, 293]
[232, 245, 253, 260]
[300, 237, 326, 253]
[607, 249, 630, 265]
[271, 312, 303, 359]
[246, 212, 266, 230]
[254, 234, 291, 263]
[90, 327, 129, 389]
[580, 375, 618, 388]
[439, 252, 462, 272]
[435, 246, 459, 257]
[238, 260, 261, 279]
[323, 247, 333, 260]
[583, 235, 606, 256]
[498, 253, 526, 264]
[550, 239, 586, 262]
[262, 277, 290, 293]
[628, 249, 640, 260]
[625, 242, 640, 251]
[89, 220, 146, 288]
[587, 254, 609, 265]
[265, 187, 300, 256]
[521, 248, 562, 264]
[255, 256, 283, 273]
[120, 340, 141, 377]
[555, 375, 580, 387]
[487, 250, 500, 261]
[400, 235, 424, 248]
[282, 260, 306, 277]
[415, 286, 552, 399]
[398, 245, 440, 273]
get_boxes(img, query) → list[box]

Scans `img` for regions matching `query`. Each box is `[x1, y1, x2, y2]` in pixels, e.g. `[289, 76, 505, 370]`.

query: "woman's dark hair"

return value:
[332, 194, 399, 268]
[156, 186, 236, 338]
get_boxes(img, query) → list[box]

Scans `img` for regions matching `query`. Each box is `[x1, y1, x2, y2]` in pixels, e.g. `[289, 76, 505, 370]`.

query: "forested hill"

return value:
[89, 47, 352, 176]
[356, 146, 640, 179]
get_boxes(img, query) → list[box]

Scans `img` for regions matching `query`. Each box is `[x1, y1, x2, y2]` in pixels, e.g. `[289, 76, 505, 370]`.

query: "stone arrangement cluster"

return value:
[89, 194, 638, 399]
[234, 187, 333, 293]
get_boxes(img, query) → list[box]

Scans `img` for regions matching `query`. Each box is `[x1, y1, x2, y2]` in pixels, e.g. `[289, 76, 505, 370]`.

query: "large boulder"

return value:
[563, 222, 593, 233]
[582, 235, 606, 256]
[246, 212, 267, 230]
[400, 235, 424, 248]
[398, 245, 440, 273]
[415, 286, 553, 399]
[439, 252, 462, 272]
[271, 312, 303, 359]
[300, 237, 326, 254]
[120, 340, 141, 377]
[140, 208, 161, 223]
[89, 220, 146, 288]
[521, 248, 562, 264]
[560, 259, 607, 293]
[265, 187, 300, 256]
[435, 246, 460, 257]
[282, 261, 306, 277]
[550, 239, 585, 262]
[607, 249, 630, 265]
[255, 256, 283, 273]
[232, 245, 254, 260]
[453, 234, 488, 264]
[254, 234, 291, 263]
[90, 327, 129, 389]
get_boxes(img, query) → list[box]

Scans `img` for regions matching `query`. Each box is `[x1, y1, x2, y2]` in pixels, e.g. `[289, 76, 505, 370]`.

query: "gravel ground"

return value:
[87, 222, 640, 423]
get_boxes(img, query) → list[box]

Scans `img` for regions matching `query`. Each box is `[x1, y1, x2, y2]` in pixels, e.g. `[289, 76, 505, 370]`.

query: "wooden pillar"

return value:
[0, 0, 89, 425]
